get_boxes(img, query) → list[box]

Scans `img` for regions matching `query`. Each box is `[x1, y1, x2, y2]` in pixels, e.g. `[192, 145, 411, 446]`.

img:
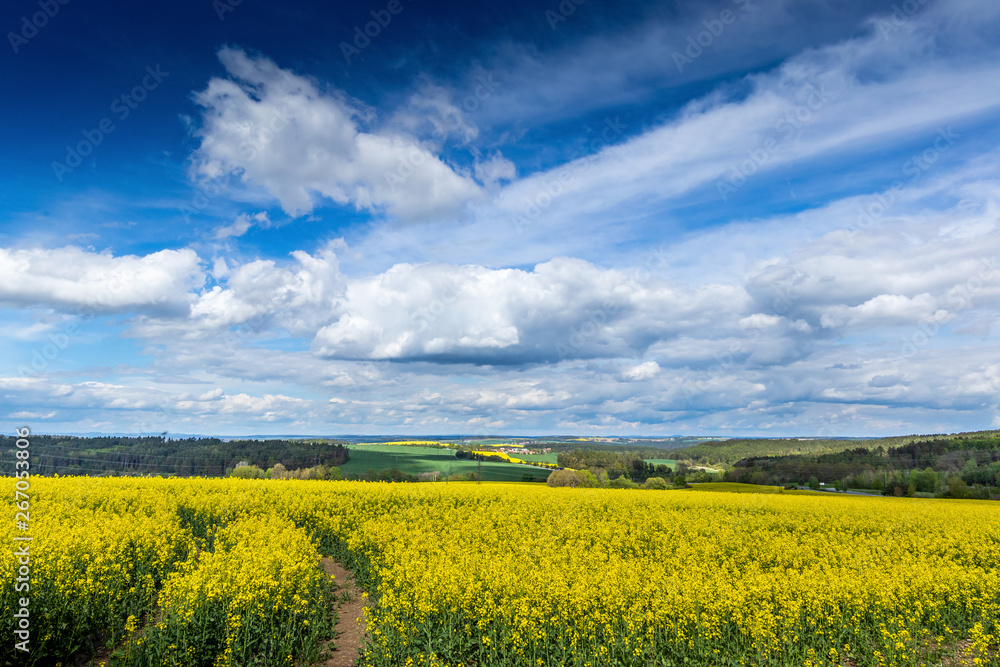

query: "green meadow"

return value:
[339, 444, 551, 482]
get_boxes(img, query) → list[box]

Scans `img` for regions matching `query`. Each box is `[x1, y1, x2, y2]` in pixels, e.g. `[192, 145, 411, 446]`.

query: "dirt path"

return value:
[318, 557, 368, 667]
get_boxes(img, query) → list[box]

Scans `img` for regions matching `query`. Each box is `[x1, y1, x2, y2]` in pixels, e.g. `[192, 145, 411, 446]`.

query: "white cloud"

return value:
[0, 246, 203, 315]
[474, 154, 516, 189]
[391, 84, 480, 144]
[740, 199, 1000, 334]
[9, 410, 57, 419]
[333, 2, 1000, 276]
[313, 257, 748, 363]
[3, 177, 998, 434]
[214, 393, 309, 420]
[191, 48, 484, 221]
[5, 3, 1000, 436]
[189, 242, 345, 335]
[487, 42, 1000, 243]
[819, 294, 943, 329]
[621, 361, 660, 382]
[738, 313, 783, 330]
[213, 211, 271, 240]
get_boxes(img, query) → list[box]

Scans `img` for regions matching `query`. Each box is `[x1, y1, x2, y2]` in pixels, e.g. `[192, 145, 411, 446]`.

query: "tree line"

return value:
[552, 449, 719, 485]
[0, 435, 350, 478]
[674, 430, 1000, 467]
[725, 433, 1000, 499]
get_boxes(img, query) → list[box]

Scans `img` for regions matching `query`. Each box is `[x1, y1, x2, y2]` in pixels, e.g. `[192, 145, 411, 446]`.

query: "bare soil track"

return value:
[317, 557, 369, 667]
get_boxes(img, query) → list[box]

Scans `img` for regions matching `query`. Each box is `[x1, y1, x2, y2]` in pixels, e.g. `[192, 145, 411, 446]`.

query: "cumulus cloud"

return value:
[4, 180, 999, 435]
[741, 202, 1000, 335]
[198, 388, 224, 401]
[313, 257, 748, 363]
[190, 48, 484, 221]
[819, 294, 946, 329]
[189, 242, 345, 336]
[6, 3, 1000, 436]
[0, 246, 203, 315]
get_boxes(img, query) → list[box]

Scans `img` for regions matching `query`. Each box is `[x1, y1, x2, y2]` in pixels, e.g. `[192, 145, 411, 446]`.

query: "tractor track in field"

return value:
[318, 557, 369, 667]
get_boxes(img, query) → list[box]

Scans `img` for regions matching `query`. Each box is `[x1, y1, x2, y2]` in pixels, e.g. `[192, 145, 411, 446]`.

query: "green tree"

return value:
[644, 477, 668, 490]
[230, 464, 265, 479]
[808, 476, 820, 490]
[547, 469, 600, 488]
[914, 467, 939, 493]
[946, 475, 970, 499]
[609, 475, 638, 489]
[578, 469, 601, 488]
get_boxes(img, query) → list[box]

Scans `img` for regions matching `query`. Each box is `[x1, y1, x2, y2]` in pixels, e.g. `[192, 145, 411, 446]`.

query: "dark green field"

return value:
[643, 458, 678, 470]
[339, 445, 551, 482]
[513, 452, 559, 465]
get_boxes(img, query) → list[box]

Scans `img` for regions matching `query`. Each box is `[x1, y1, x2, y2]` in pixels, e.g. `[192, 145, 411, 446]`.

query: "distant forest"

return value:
[0, 435, 350, 477]
[670, 430, 1000, 465]
[723, 432, 1000, 499]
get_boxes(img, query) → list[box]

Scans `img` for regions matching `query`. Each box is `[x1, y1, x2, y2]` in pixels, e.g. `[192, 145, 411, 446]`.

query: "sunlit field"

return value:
[689, 482, 828, 495]
[3, 478, 999, 666]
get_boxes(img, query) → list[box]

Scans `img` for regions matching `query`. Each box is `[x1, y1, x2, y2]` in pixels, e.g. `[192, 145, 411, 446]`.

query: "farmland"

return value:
[4, 477, 999, 666]
[689, 481, 827, 495]
[339, 444, 551, 482]
[512, 451, 560, 465]
[642, 457, 678, 469]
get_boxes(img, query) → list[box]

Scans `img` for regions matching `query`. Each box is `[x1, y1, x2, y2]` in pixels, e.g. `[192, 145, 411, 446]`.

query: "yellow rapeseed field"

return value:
[472, 450, 527, 464]
[2, 477, 998, 667]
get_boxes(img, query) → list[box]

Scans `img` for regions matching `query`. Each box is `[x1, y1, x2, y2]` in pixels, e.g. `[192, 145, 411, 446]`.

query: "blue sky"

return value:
[2, 0, 1000, 436]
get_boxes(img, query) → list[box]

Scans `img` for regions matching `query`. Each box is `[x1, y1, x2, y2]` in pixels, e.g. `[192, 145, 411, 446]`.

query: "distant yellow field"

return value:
[355, 439, 445, 446]
[472, 449, 525, 464]
[690, 481, 828, 495]
[4, 478, 998, 667]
